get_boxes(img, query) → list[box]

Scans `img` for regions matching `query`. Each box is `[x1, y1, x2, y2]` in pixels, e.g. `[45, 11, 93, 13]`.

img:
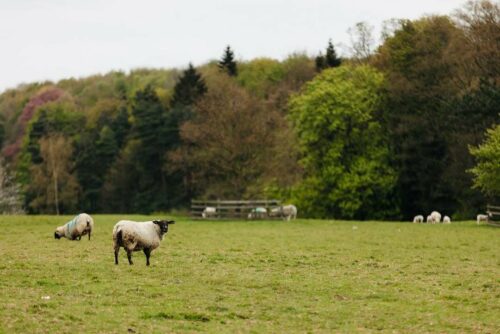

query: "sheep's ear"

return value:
[167, 220, 175, 224]
[153, 220, 160, 225]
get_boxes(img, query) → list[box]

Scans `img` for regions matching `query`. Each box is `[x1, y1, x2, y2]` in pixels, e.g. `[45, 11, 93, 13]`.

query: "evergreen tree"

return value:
[218, 45, 238, 76]
[315, 40, 342, 71]
[325, 39, 342, 68]
[129, 85, 168, 212]
[315, 53, 325, 72]
[171, 63, 207, 107]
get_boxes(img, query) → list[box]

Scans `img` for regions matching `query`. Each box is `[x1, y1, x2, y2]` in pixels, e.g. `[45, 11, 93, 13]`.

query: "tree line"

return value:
[0, 0, 498, 219]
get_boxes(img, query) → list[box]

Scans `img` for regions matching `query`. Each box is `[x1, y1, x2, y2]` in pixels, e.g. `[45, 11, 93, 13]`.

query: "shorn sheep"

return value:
[202, 207, 216, 219]
[113, 219, 175, 266]
[54, 213, 94, 240]
[269, 205, 298, 221]
[476, 214, 488, 225]
[413, 215, 424, 223]
[282, 204, 297, 221]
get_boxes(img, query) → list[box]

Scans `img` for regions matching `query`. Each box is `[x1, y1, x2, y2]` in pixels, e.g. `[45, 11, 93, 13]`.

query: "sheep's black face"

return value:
[54, 232, 61, 239]
[153, 220, 175, 235]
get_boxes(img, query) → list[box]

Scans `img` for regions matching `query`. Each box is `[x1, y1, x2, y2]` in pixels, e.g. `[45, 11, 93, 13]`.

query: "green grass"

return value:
[0, 215, 498, 333]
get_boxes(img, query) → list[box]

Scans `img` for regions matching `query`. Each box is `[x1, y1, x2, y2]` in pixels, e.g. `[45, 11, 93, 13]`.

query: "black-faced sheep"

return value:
[112, 219, 175, 266]
[54, 213, 94, 240]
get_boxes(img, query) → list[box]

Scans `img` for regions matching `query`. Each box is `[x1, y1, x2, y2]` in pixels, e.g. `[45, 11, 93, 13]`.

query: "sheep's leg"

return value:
[88, 230, 91, 241]
[143, 248, 151, 266]
[78, 235, 82, 241]
[114, 247, 120, 265]
[126, 250, 133, 265]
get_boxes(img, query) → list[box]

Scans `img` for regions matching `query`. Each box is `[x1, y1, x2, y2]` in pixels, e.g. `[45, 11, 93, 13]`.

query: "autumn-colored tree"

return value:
[170, 73, 298, 199]
[29, 135, 80, 214]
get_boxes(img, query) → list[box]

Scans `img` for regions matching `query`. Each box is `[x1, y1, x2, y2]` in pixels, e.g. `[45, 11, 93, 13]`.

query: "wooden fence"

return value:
[191, 199, 282, 219]
[486, 204, 500, 227]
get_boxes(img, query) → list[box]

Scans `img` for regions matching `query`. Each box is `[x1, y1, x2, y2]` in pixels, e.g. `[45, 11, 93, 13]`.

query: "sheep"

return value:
[282, 204, 297, 221]
[113, 219, 175, 266]
[202, 207, 216, 219]
[413, 215, 424, 223]
[247, 207, 267, 219]
[443, 216, 451, 224]
[430, 211, 441, 224]
[476, 214, 488, 225]
[426, 215, 433, 223]
[54, 213, 94, 240]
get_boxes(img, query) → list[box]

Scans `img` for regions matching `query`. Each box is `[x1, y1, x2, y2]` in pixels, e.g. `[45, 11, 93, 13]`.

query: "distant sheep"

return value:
[113, 219, 174, 266]
[54, 213, 94, 240]
[248, 207, 267, 219]
[202, 207, 217, 219]
[476, 214, 488, 225]
[430, 211, 441, 224]
[426, 215, 433, 223]
[413, 215, 424, 223]
[282, 204, 297, 221]
[268, 205, 297, 221]
[443, 216, 451, 224]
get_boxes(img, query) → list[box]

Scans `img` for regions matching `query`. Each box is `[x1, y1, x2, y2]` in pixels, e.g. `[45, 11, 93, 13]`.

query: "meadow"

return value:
[0, 215, 498, 333]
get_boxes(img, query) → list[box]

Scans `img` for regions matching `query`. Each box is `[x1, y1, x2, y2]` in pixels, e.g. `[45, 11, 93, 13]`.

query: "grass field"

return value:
[0, 215, 498, 333]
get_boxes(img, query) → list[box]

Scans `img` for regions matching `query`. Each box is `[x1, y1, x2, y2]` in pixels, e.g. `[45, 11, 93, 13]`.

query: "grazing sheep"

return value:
[202, 207, 216, 219]
[54, 213, 94, 240]
[426, 215, 433, 223]
[113, 219, 175, 266]
[476, 214, 488, 225]
[247, 207, 267, 219]
[413, 215, 424, 223]
[430, 211, 441, 224]
[282, 204, 297, 221]
[443, 216, 451, 224]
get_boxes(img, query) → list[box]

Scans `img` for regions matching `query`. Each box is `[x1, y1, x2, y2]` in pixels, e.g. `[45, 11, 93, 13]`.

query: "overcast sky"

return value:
[0, 0, 467, 92]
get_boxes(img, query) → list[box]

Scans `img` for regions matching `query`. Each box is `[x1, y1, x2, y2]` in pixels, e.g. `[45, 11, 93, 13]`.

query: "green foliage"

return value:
[469, 124, 500, 197]
[237, 58, 285, 97]
[289, 65, 397, 219]
[218, 45, 238, 76]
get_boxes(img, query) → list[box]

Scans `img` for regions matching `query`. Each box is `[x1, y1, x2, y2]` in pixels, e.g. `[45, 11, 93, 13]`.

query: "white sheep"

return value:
[282, 204, 297, 221]
[112, 219, 175, 266]
[248, 207, 267, 219]
[202, 207, 216, 219]
[443, 216, 451, 224]
[430, 211, 441, 224]
[413, 215, 424, 223]
[426, 215, 433, 223]
[476, 214, 488, 225]
[54, 213, 94, 240]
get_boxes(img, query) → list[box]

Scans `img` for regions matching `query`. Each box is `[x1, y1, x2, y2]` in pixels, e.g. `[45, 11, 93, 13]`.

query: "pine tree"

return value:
[316, 40, 342, 72]
[130, 85, 168, 212]
[315, 52, 326, 72]
[218, 45, 238, 76]
[171, 63, 207, 107]
[325, 39, 342, 68]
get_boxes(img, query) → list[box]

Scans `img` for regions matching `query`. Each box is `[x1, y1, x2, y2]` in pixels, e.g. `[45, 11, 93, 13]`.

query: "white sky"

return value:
[0, 0, 466, 92]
